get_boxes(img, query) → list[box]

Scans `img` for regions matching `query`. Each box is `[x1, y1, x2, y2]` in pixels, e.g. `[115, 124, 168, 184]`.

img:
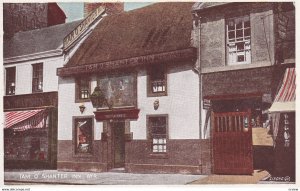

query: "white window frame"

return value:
[147, 115, 168, 153]
[226, 16, 251, 65]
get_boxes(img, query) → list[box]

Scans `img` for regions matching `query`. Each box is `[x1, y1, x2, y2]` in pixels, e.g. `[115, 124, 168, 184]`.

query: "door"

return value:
[212, 111, 253, 174]
[112, 121, 125, 168]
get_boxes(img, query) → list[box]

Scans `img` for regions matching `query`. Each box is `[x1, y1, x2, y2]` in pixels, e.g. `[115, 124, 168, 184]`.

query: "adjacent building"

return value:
[3, 20, 83, 169]
[192, 2, 295, 176]
[3, 2, 295, 179]
[56, 2, 211, 174]
[3, 3, 66, 38]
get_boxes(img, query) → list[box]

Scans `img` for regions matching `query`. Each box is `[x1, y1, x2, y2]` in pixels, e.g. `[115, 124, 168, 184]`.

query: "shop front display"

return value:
[3, 92, 58, 169]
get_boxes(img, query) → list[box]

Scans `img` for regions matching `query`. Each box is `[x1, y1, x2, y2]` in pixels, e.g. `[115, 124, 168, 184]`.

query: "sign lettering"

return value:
[94, 109, 140, 121]
[57, 48, 196, 77]
[63, 6, 105, 50]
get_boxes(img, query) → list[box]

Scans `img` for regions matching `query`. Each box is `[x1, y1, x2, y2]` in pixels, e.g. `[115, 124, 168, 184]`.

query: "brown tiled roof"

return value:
[65, 2, 194, 67]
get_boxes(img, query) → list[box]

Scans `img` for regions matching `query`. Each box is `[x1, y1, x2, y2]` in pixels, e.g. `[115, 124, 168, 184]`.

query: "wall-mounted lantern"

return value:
[79, 103, 86, 114]
[90, 86, 113, 109]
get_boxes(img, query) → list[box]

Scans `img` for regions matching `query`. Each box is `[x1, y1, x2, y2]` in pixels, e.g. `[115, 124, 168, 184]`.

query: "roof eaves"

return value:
[193, 2, 234, 12]
[4, 49, 63, 64]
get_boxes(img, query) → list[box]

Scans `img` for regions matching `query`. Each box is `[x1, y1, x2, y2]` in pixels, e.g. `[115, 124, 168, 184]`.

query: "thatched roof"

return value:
[65, 2, 194, 67]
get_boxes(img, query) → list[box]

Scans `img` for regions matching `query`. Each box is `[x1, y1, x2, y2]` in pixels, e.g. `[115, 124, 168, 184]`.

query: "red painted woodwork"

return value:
[212, 111, 253, 175]
[94, 108, 140, 121]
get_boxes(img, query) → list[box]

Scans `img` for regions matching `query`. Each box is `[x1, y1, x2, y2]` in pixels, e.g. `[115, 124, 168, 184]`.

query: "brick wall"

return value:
[84, 3, 124, 17]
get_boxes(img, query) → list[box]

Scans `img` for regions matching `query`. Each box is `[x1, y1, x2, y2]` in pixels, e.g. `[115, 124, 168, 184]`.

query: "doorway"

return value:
[212, 110, 253, 175]
[112, 121, 125, 168]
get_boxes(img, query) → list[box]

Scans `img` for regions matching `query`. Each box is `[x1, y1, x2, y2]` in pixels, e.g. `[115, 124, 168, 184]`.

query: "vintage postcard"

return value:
[1, 1, 298, 190]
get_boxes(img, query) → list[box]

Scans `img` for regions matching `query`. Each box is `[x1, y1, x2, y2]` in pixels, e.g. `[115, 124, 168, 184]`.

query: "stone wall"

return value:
[57, 139, 212, 174]
[126, 139, 211, 174]
[199, 3, 275, 69]
[4, 3, 48, 37]
[3, 3, 66, 38]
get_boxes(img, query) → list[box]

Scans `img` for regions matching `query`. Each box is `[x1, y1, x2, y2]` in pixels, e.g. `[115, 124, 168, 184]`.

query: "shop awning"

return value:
[4, 109, 47, 131]
[269, 67, 295, 113]
[269, 67, 295, 143]
[269, 102, 295, 113]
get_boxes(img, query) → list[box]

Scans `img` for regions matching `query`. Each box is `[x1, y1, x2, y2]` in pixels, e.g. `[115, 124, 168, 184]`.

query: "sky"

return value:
[58, 2, 154, 22]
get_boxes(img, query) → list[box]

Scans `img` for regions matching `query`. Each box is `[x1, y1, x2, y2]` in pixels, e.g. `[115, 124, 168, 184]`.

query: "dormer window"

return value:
[147, 65, 167, 97]
[226, 16, 251, 65]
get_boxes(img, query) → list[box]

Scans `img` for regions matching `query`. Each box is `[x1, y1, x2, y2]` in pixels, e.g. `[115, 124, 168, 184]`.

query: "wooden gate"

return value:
[212, 111, 253, 175]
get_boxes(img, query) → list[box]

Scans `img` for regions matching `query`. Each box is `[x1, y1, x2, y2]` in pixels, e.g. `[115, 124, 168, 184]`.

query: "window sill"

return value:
[75, 98, 90, 103]
[147, 92, 168, 97]
[148, 153, 169, 159]
[32, 90, 43, 94]
[201, 61, 272, 74]
[72, 153, 94, 158]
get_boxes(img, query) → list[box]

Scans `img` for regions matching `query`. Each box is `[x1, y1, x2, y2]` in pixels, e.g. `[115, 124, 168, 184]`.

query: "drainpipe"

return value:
[192, 12, 202, 139]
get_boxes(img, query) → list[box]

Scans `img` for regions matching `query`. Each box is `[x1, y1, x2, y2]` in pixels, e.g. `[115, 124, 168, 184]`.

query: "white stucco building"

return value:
[56, 3, 211, 174]
[3, 12, 104, 169]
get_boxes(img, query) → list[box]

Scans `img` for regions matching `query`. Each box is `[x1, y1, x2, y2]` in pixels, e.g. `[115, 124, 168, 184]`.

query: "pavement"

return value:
[4, 169, 284, 185]
[4, 170, 206, 185]
[189, 170, 270, 184]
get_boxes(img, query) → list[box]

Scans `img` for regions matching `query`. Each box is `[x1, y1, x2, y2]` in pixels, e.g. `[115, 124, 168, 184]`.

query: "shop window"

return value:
[74, 117, 93, 155]
[75, 78, 90, 102]
[226, 16, 251, 65]
[147, 115, 168, 153]
[5, 67, 16, 95]
[4, 119, 49, 161]
[147, 65, 167, 97]
[32, 63, 43, 92]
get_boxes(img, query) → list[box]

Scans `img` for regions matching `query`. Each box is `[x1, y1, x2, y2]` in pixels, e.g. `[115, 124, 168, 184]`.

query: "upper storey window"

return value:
[75, 78, 90, 102]
[32, 63, 43, 93]
[147, 65, 167, 97]
[226, 16, 251, 65]
[5, 67, 16, 95]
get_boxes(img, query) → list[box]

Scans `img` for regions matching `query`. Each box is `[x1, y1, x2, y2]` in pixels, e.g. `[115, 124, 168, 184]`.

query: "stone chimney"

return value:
[84, 3, 124, 17]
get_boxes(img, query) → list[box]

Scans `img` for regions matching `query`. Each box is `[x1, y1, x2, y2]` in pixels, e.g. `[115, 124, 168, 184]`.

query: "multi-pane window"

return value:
[148, 116, 168, 153]
[74, 117, 93, 154]
[226, 16, 251, 65]
[32, 63, 43, 92]
[5, 67, 16, 95]
[148, 65, 167, 96]
[76, 78, 90, 101]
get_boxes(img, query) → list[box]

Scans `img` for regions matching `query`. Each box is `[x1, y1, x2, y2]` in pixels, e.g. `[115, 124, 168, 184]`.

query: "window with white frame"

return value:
[226, 16, 251, 65]
[75, 77, 90, 102]
[147, 65, 167, 97]
[148, 115, 167, 153]
[32, 63, 43, 92]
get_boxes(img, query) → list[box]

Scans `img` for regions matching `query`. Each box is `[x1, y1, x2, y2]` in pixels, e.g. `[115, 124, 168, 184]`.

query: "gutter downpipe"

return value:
[193, 12, 202, 139]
